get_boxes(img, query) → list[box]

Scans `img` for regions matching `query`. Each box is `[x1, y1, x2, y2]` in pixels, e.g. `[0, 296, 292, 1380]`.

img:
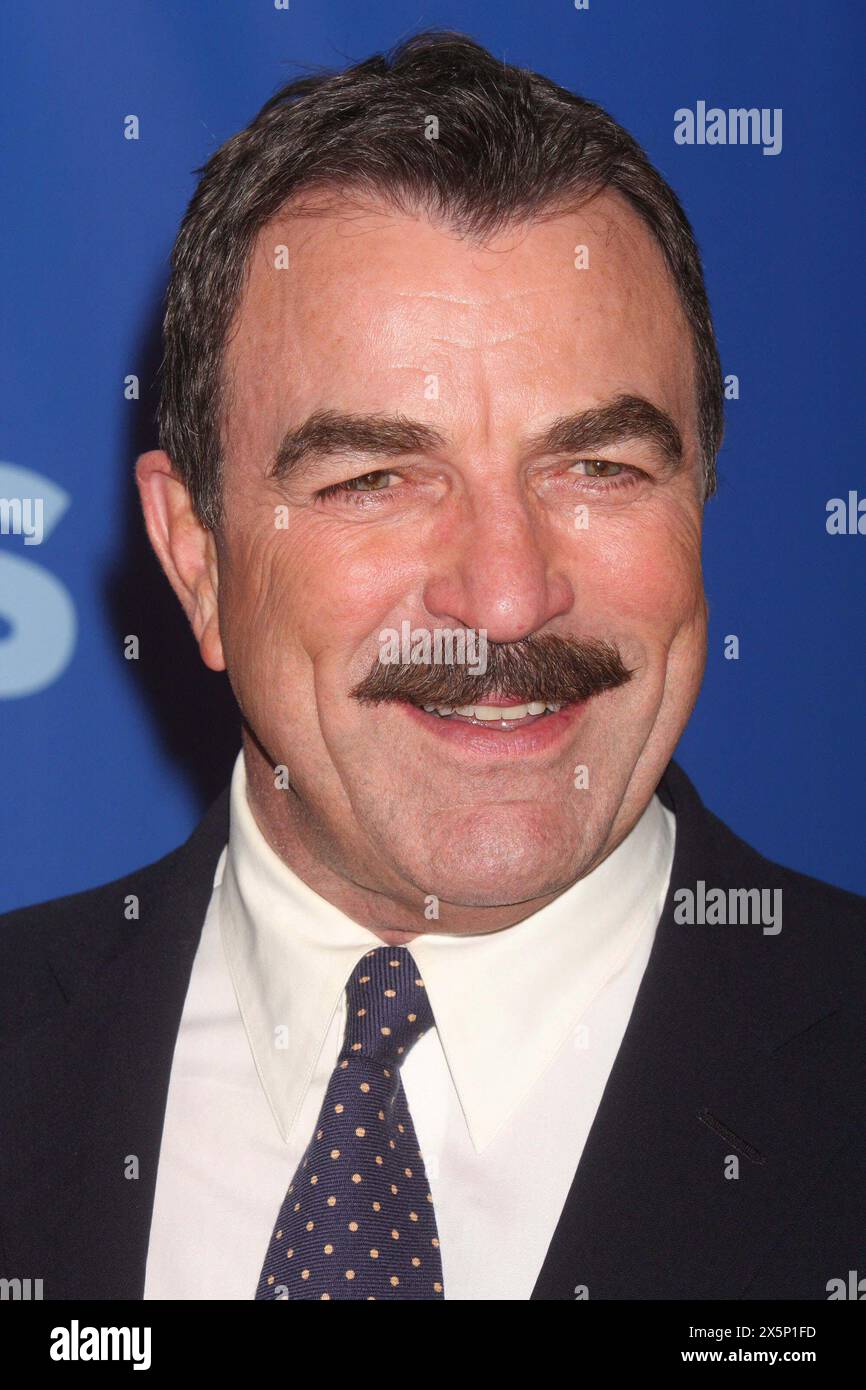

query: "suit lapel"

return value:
[531, 761, 858, 1299]
[0, 791, 229, 1299]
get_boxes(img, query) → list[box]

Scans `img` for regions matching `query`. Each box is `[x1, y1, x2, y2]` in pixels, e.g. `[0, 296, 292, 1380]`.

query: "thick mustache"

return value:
[350, 634, 634, 707]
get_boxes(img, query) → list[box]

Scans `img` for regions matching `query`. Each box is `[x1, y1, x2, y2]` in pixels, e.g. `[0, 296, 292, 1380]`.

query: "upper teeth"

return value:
[421, 700, 561, 720]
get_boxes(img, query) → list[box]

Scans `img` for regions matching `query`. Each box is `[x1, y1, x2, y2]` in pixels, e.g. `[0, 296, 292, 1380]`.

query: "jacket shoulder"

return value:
[0, 787, 230, 1037]
[706, 798, 866, 922]
[661, 759, 866, 967]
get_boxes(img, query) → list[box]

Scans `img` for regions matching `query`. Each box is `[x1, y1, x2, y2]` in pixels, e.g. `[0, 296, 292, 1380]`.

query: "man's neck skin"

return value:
[240, 731, 622, 944]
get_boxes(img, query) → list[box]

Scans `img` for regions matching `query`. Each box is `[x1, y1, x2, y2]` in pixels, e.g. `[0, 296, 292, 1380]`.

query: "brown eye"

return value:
[344, 471, 398, 491]
[569, 459, 624, 478]
[316, 470, 405, 504]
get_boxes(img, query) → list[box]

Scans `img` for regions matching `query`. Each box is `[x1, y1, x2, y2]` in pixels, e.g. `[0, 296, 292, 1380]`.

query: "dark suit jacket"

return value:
[1, 759, 865, 1300]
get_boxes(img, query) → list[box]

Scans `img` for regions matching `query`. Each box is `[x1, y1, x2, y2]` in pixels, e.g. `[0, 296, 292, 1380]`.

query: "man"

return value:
[1, 30, 864, 1302]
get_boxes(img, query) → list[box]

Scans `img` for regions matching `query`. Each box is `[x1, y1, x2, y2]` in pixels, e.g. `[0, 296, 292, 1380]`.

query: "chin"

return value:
[402, 804, 603, 909]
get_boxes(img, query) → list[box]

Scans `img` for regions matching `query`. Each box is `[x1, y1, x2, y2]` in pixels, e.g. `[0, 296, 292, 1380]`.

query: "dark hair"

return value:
[158, 29, 724, 528]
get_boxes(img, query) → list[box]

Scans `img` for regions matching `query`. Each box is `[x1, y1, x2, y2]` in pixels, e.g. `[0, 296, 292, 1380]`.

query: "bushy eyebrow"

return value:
[270, 411, 446, 480]
[268, 392, 683, 482]
[524, 394, 683, 471]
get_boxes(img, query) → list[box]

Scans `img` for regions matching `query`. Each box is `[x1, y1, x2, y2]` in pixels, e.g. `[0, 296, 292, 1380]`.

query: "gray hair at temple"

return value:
[157, 28, 725, 529]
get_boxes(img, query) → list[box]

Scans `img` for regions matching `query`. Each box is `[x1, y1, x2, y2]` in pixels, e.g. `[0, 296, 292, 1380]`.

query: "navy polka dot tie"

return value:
[255, 946, 445, 1300]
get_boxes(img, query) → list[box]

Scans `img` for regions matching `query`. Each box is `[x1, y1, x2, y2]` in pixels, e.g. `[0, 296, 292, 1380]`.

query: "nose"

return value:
[422, 489, 574, 644]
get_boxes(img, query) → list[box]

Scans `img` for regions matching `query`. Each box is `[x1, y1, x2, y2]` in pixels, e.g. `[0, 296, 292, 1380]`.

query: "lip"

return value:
[399, 699, 587, 760]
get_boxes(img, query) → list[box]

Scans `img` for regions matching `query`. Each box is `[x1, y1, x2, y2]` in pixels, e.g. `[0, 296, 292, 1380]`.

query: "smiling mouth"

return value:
[413, 698, 565, 729]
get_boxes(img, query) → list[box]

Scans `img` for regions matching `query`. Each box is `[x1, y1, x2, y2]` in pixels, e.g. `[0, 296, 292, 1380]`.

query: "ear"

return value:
[135, 450, 225, 672]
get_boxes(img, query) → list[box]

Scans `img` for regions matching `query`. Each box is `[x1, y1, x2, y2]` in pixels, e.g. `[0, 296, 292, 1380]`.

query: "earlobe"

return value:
[195, 561, 226, 673]
[135, 449, 226, 672]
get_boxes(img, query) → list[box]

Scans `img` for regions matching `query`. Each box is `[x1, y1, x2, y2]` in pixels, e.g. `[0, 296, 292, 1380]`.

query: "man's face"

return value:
[213, 191, 707, 909]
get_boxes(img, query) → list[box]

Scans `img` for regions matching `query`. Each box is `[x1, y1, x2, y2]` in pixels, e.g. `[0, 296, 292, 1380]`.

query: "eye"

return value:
[317, 470, 404, 500]
[563, 458, 646, 492]
[567, 459, 625, 479]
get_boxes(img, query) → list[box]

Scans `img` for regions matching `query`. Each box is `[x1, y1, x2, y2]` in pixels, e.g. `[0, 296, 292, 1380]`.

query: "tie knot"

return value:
[341, 946, 433, 1065]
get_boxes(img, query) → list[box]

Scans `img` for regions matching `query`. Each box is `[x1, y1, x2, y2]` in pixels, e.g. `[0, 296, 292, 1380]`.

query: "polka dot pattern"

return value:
[255, 947, 444, 1300]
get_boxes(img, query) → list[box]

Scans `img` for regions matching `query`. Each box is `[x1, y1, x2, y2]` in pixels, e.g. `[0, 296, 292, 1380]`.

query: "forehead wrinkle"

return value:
[395, 286, 546, 305]
[423, 328, 539, 351]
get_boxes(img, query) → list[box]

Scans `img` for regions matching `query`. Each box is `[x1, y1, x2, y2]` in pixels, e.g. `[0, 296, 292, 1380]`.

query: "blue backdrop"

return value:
[2, 0, 864, 911]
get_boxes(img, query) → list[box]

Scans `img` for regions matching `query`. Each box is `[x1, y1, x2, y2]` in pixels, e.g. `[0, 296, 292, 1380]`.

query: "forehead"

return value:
[222, 189, 698, 463]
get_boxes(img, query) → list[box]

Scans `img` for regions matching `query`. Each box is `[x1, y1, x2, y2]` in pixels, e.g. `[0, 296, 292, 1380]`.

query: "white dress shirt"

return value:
[144, 751, 675, 1301]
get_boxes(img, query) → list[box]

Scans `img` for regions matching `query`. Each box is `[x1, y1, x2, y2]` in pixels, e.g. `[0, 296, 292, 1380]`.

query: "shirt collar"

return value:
[220, 751, 675, 1152]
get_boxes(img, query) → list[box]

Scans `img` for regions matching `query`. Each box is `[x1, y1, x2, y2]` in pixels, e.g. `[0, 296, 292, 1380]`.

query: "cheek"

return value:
[579, 503, 703, 643]
[218, 518, 418, 684]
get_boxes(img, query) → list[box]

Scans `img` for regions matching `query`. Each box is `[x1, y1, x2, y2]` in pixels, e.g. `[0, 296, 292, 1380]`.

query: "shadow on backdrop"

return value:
[105, 278, 241, 810]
